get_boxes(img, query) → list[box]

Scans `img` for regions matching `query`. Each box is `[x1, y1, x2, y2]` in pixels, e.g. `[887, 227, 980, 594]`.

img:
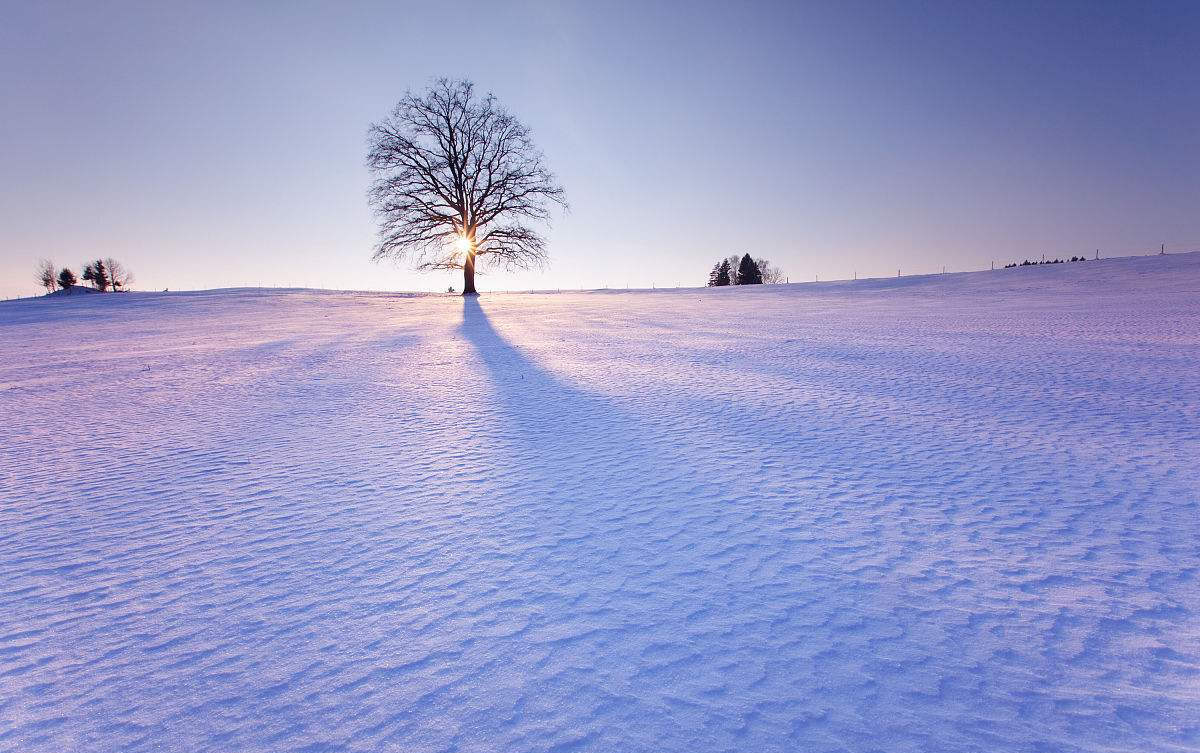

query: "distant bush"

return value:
[1004, 256, 1087, 269]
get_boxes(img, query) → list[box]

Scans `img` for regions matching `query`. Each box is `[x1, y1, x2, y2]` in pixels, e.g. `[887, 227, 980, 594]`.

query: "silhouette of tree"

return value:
[367, 79, 567, 295]
[104, 258, 134, 291]
[735, 253, 763, 285]
[82, 259, 109, 291]
[57, 268, 76, 291]
[708, 259, 732, 286]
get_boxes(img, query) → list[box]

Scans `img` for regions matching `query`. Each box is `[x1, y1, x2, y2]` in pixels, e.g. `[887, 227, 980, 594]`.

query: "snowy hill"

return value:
[2, 253, 1198, 752]
[44, 284, 102, 297]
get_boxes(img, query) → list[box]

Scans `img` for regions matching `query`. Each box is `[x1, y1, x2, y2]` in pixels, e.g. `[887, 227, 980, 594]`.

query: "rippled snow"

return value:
[2, 254, 1198, 752]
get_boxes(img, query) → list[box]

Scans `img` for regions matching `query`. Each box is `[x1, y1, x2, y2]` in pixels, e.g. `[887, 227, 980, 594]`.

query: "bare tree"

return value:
[726, 254, 741, 281]
[36, 259, 56, 294]
[104, 258, 134, 291]
[366, 79, 567, 295]
[756, 258, 785, 284]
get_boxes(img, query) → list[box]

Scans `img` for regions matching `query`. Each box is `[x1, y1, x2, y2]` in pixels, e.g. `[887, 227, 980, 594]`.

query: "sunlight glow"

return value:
[454, 235, 472, 254]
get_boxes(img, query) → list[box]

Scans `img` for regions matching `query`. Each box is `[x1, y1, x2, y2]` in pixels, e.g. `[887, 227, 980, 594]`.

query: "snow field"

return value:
[1, 254, 1198, 752]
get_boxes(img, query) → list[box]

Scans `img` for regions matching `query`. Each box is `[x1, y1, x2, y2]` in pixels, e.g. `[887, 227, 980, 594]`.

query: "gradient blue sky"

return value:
[2, 0, 1197, 296]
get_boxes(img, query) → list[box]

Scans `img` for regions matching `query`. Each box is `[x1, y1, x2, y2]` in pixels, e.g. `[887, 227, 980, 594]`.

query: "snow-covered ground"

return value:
[2, 253, 1198, 752]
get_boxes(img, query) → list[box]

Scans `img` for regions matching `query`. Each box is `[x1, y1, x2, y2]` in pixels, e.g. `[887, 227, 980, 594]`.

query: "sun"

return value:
[453, 235, 472, 254]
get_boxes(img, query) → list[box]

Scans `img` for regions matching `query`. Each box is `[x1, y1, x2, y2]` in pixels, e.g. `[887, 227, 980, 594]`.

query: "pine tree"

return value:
[91, 259, 109, 291]
[82, 260, 110, 291]
[708, 260, 732, 286]
[57, 268, 77, 291]
[735, 253, 762, 285]
[715, 259, 731, 286]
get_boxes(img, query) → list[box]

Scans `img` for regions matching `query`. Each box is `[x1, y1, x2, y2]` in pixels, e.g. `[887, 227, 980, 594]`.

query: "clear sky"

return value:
[2, 0, 1197, 297]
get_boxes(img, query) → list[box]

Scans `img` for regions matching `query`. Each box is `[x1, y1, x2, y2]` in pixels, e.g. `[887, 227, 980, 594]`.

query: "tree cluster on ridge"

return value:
[707, 253, 783, 286]
[37, 258, 134, 295]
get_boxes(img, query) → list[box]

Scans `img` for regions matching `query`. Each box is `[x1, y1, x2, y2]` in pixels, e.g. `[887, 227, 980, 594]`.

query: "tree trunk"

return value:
[462, 251, 478, 295]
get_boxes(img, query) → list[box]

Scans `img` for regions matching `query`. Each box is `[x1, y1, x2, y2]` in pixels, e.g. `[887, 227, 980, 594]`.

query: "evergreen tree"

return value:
[57, 268, 77, 290]
[713, 258, 732, 286]
[735, 253, 762, 285]
[84, 259, 110, 291]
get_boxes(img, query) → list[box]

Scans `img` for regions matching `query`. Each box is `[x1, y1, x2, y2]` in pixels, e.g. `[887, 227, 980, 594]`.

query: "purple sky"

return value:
[2, 1, 1197, 296]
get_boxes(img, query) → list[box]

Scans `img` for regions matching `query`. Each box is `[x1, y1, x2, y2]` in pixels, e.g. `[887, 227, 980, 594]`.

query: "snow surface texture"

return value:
[2, 254, 1199, 753]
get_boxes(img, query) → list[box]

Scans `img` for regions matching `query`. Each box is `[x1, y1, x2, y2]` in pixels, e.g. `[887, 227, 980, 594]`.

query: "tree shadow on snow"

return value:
[456, 296, 678, 537]
[454, 297, 731, 627]
[451, 297, 884, 748]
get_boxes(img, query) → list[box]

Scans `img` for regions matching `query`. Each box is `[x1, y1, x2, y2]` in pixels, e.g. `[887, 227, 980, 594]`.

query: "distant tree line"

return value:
[707, 253, 784, 286]
[1003, 256, 1088, 269]
[37, 258, 134, 294]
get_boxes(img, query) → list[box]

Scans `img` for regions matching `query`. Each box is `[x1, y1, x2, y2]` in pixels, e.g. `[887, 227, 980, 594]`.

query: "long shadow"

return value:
[454, 298, 727, 721]
[446, 298, 942, 750]
[455, 296, 768, 620]
[455, 297, 684, 543]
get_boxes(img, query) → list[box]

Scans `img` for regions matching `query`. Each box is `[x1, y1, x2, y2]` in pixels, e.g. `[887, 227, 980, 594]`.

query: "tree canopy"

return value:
[708, 259, 732, 286]
[736, 253, 763, 285]
[366, 79, 567, 295]
[708, 254, 780, 286]
[57, 268, 76, 290]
